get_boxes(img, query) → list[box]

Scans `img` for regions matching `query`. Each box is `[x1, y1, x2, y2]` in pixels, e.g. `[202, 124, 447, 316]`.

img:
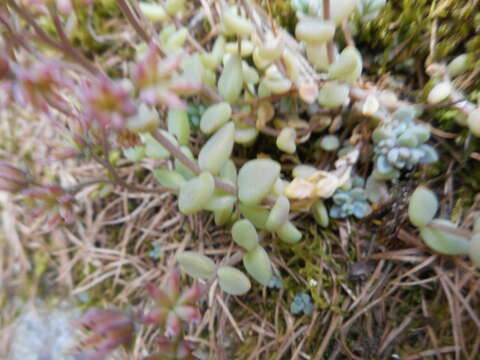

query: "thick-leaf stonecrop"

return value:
[372, 107, 438, 180]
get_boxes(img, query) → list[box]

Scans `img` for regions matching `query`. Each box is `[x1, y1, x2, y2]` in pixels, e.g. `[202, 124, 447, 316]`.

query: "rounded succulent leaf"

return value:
[143, 132, 176, 160]
[328, 46, 362, 83]
[265, 196, 290, 232]
[238, 159, 281, 205]
[312, 200, 329, 228]
[217, 266, 251, 295]
[243, 246, 272, 286]
[467, 108, 480, 137]
[175, 146, 196, 180]
[276, 127, 297, 154]
[447, 54, 470, 78]
[198, 122, 235, 175]
[420, 219, 470, 255]
[318, 82, 349, 108]
[392, 107, 416, 122]
[200, 102, 232, 135]
[214, 202, 234, 226]
[239, 203, 270, 229]
[234, 126, 259, 146]
[418, 145, 438, 164]
[232, 219, 259, 251]
[203, 192, 236, 212]
[219, 159, 237, 185]
[408, 186, 438, 228]
[218, 54, 243, 104]
[139, 2, 167, 22]
[318, 135, 340, 151]
[154, 169, 186, 190]
[427, 81, 452, 105]
[222, 6, 254, 36]
[177, 251, 215, 279]
[178, 172, 215, 215]
[276, 221, 302, 244]
[167, 109, 190, 146]
[330, 0, 356, 25]
[292, 165, 317, 179]
[295, 17, 335, 44]
[469, 234, 480, 267]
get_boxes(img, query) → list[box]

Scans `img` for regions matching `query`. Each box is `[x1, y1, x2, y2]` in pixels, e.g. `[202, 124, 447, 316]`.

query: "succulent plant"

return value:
[75, 309, 135, 360]
[142, 269, 203, 337]
[372, 107, 438, 180]
[330, 178, 372, 219]
[290, 292, 314, 316]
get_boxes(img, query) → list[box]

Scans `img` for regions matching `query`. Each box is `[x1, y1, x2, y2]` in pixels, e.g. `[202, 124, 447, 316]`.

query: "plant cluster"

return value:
[408, 185, 479, 266]
[75, 268, 203, 360]
[1, 0, 480, 357]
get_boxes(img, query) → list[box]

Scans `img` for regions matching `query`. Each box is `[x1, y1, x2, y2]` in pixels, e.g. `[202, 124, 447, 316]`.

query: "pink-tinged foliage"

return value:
[0, 162, 29, 192]
[79, 76, 136, 131]
[22, 185, 76, 228]
[132, 43, 200, 110]
[141, 268, 204, 338]
[75, 309, 135, 360]
[11, 61, 71, 114]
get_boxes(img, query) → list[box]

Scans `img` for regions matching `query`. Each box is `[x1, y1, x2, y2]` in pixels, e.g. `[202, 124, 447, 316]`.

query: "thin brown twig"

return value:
[322, 0, 334, 64]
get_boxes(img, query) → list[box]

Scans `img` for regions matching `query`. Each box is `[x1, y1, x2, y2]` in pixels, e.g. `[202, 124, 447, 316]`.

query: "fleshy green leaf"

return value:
[276, 221, 302, 244]
[232, 219, 259, 251]
[265, 196, 290, 232]
[238, 159, 281, 205]
[200, 102, 232, 135]
[177, 251, 216, 279]
[167, 109, 190, 145]
[153, 168, 186, 190]
[217, 266, 251, 295]
[218, 54, 243, 104]
[198, 122, 235, 175]
[243, 246, 272, 286]
[178, 172, 215, 215]
[312, 200, 329, 228]
[408, 186, 438, 228]
[239, 203, 270, 229]
[420, 219, 470, 255]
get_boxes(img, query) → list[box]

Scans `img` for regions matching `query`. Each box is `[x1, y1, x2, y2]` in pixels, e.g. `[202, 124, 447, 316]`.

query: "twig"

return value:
[116, 0, 154, 46]
[322, 0, 334, 64]
[341, 20, 354, 47]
